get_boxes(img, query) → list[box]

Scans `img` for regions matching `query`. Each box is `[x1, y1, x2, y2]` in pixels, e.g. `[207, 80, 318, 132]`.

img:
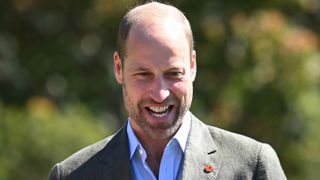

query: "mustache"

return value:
[140, 95, 179, 105]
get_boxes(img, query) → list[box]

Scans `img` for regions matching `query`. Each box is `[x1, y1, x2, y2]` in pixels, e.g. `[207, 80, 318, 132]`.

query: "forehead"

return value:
[126, 57, 188, 70]
[130, 19, 188, 47]
[124, 21, 190, 69]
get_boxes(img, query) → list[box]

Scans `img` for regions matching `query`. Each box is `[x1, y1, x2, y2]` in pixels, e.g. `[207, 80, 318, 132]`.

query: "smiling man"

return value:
[48, 2, 286, 180]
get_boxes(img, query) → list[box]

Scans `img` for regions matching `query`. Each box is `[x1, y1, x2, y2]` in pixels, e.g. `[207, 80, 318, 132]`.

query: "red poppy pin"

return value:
[204, 164, 214, 173]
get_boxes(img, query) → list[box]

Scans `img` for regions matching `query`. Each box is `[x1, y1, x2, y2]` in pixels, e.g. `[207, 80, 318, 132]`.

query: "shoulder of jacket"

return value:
[55, 131, 118, 177]
[65, 134, 114, 160]
[190, 114, 262, 148]
[206, 124, 263, 150]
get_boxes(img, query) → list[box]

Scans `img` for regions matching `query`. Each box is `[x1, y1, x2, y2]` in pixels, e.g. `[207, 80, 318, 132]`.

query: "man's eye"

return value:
[167, 72, 183, 78]
[140, 72, 151, 76]
[135, 72, 151, 78]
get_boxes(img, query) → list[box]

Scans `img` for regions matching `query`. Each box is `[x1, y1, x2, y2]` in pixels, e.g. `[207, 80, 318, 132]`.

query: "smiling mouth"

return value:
[146, 105, 174, 118]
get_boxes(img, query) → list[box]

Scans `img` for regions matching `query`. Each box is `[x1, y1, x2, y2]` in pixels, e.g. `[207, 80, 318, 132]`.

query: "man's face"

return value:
[114, 20, 196, 140]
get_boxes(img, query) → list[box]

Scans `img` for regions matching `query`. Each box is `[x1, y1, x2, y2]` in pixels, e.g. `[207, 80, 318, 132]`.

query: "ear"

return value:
[114, 51, 123, 84]
[190, 50, 197, 82]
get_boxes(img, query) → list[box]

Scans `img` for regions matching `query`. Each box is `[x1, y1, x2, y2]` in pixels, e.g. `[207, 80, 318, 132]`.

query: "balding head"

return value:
[116, 2, 194, 61]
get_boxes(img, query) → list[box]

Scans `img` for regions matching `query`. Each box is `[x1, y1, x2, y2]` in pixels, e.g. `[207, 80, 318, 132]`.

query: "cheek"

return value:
[125, 80, 149, 98]
[170, 81, 190, 97]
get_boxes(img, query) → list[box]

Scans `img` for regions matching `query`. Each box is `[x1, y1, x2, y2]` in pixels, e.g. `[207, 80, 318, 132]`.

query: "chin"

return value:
[144, 117, 183, 140]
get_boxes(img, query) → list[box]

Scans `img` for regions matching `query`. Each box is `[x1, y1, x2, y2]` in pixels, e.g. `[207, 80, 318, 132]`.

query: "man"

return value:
[49, 2, 286, 180]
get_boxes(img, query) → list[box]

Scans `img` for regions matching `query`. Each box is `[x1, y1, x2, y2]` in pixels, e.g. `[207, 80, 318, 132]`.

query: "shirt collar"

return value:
[172, 111, 191, 152]
[127, 117, 142, 159]
[127, 111, 192, 159]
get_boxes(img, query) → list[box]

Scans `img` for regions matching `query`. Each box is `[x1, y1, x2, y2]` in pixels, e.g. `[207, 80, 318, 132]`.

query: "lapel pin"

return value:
[204, 164, 214, 173]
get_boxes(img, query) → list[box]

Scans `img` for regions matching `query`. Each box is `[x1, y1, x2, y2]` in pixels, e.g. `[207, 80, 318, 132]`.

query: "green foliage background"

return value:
[0, 0, 319, 179]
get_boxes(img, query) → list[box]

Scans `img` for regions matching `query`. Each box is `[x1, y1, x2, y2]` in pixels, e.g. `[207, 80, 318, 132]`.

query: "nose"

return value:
[149, 77, 170, 103]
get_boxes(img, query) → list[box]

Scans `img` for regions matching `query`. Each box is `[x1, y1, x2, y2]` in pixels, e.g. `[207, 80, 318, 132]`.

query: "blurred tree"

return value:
[0, 97, 113, 180]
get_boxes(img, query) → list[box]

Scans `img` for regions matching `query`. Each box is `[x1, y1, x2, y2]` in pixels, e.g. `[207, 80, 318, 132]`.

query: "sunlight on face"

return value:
[115, 19, 196, 140]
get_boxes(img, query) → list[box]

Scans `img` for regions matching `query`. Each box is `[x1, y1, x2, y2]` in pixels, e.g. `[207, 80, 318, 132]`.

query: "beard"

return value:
[123, 85, 192, 140]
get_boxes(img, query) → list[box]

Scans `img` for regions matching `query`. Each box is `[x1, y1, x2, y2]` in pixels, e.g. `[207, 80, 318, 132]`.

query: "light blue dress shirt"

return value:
[127, 111, 191, 180]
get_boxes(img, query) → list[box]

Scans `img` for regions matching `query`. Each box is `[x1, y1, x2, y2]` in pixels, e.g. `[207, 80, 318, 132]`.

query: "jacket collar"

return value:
[99, 124, 132, 180]
[96, 113, 221, 180]
[180, 114, 222, 180]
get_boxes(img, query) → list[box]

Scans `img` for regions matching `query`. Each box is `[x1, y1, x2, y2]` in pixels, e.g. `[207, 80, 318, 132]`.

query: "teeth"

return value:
[153, 113, 167, 118]
[149, 106, 169, 113]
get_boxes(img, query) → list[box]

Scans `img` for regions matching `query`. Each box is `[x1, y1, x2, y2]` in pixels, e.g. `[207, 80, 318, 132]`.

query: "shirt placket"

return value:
[138, 146, 157, 180]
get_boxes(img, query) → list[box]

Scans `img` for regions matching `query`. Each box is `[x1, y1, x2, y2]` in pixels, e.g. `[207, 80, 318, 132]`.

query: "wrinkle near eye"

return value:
[164, 68, 185, 79]
[133, 71, 153, 80]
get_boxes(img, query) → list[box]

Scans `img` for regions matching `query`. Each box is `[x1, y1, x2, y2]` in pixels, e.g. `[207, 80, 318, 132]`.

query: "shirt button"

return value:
[139, 149, 144, 156]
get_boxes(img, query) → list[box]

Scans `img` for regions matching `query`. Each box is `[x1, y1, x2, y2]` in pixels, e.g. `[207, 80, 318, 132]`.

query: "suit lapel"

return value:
[181, 114, 222, 180]
[98, 124, 132, 180]
[93, 115, 221, 180]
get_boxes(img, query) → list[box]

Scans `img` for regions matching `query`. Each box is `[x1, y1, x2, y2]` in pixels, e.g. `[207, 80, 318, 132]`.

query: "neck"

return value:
[129, 119, 182, 177]
[139, 134, 169, 178]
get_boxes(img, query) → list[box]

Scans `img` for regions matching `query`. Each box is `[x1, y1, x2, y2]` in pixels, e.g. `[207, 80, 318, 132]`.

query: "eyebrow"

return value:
[128, 63, 185, 72]
[130, 66, 150, 72]
[167, 67, 184, 71]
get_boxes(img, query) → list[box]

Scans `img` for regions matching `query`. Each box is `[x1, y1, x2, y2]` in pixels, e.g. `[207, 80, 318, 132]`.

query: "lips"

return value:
[146, 105, 174, 118]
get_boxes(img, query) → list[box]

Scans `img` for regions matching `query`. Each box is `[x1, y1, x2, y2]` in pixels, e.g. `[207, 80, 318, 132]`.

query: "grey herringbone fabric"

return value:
[48, 113, 286, 180]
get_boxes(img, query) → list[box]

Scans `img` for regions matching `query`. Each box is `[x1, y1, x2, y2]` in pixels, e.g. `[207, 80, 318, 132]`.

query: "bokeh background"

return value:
[1, 0, 320, 179]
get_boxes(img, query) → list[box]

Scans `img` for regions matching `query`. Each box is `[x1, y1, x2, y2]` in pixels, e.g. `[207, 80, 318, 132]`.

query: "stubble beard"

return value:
[123, 86, 191, 140]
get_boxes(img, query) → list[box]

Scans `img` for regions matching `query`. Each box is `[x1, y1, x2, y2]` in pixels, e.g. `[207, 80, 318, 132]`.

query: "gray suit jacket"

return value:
[48, 114, 286, 180]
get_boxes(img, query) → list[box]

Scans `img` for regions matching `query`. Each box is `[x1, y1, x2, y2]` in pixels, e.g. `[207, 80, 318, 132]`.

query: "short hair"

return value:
[116, 2, 194, 62]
